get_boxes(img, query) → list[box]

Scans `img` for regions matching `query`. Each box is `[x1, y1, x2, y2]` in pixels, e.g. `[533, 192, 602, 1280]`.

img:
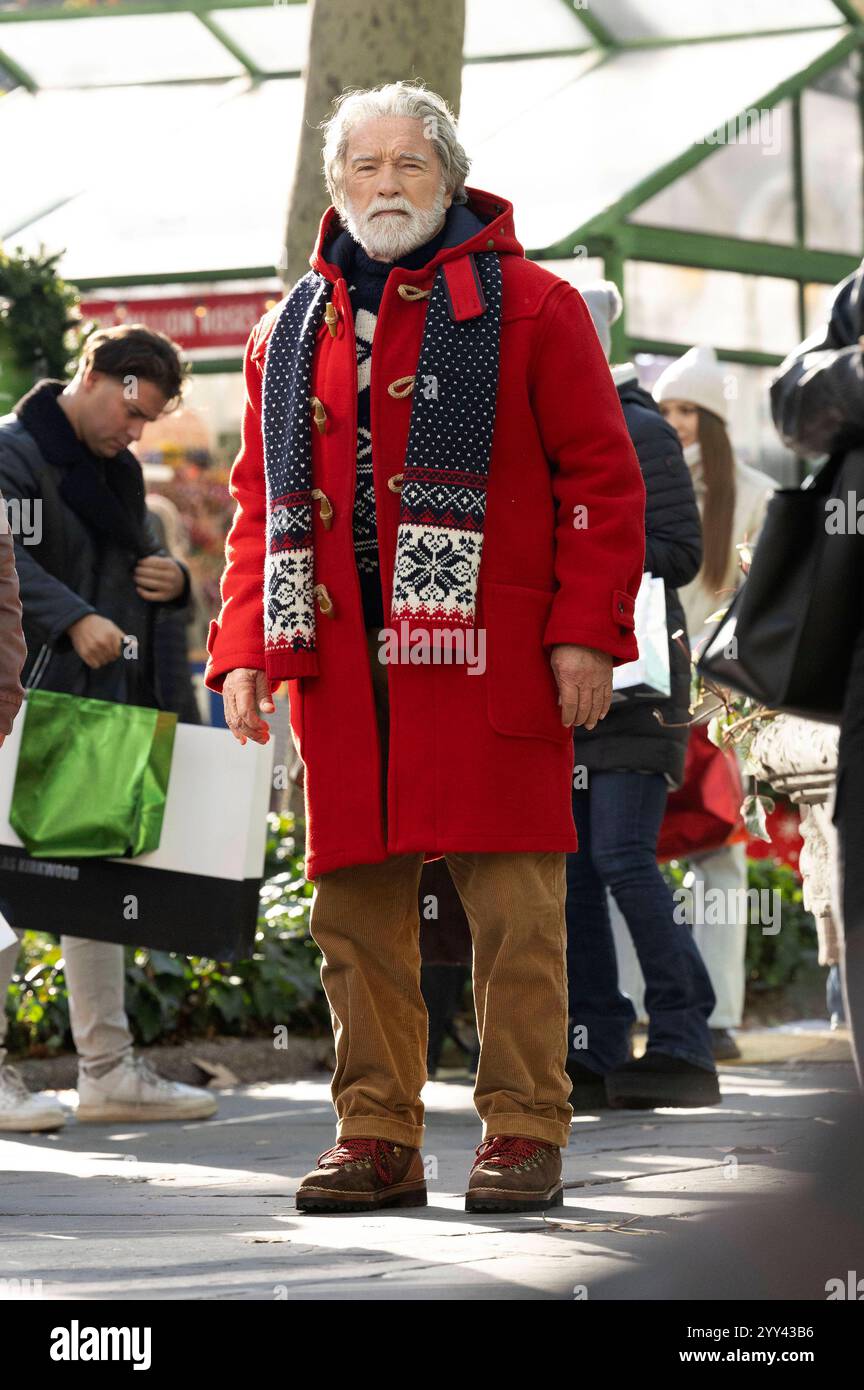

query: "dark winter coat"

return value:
[771, 262, 864, 459]
[0, 380, 190, 707]
[572, 372, 702, 789]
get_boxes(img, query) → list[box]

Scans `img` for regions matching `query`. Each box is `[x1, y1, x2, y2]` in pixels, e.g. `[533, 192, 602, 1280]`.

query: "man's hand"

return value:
[223, 668, 274, 745]
[68, 614, 125, 669]
[134, 555, 185, 602]
[550, 644, 613, 730]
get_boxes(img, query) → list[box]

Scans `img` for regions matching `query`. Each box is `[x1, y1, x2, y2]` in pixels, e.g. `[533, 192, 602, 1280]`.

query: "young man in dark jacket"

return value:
[0, 325, 216, 1131]
[565, 284, 720, 1110]
[771, 261, 864, 1089]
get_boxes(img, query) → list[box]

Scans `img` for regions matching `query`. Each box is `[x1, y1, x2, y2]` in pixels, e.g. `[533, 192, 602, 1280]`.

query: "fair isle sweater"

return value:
[345, 220, 450, 629]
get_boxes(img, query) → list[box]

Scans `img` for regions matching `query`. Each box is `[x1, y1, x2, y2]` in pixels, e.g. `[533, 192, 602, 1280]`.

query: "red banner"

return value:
[79, 291, 281, 352]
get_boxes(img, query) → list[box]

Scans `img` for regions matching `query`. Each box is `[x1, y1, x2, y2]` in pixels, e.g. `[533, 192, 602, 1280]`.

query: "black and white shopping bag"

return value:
[0, 717, 274, 961]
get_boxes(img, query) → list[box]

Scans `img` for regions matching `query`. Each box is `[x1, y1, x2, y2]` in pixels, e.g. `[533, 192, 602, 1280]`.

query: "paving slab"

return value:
[0, 1060, 859, 1301]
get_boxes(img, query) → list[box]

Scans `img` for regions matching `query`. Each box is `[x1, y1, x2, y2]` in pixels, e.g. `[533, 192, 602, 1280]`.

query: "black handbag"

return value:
[697, 446, 864, 724]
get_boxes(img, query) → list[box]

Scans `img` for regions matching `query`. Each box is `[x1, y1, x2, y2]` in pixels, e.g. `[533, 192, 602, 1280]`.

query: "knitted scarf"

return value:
[261, 248, 502, 668]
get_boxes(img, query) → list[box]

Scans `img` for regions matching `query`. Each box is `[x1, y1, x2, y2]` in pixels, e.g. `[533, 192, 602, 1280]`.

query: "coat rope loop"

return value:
[310, 488, 334, 529]
[314, 583, 334, 616]
[310, 396, 327, 433]
[387, 376, 415, 398]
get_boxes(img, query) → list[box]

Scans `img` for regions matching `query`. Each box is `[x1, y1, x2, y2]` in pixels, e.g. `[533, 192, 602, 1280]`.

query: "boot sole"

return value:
[76, 1102, 217, 1123]
[465, 1183, 565, 1214]
[606, 1077, 721, 1109]
[296, 1181, 428, 1213]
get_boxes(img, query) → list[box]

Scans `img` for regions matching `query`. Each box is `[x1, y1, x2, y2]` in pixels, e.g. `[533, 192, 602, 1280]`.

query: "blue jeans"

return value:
[566, 770, 716, 1074]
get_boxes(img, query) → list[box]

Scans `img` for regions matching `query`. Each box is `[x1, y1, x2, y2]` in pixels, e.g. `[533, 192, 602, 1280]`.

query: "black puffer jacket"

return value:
[572, 372, 702, 789]
[771, 261, 864, 458]
[0, 380, 189, 707]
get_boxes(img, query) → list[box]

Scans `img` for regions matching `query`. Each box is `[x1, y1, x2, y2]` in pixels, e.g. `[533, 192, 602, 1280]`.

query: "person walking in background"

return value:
[770, 259, 864, 1088]
[653, 346, 775, 1060]
[565, 285, 719, 1110]
[0, 325, 217, 1132]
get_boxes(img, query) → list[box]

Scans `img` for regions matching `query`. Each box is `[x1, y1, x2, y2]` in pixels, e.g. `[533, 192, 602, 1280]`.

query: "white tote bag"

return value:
[611, 572, 671, 704]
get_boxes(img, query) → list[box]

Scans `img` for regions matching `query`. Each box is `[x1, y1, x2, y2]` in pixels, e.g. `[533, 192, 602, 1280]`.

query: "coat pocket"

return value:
[481, 580, 572, 744]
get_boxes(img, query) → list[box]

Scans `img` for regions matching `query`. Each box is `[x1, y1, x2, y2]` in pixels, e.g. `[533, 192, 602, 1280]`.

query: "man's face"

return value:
[341, 115, 453, 261]
[77, 369, 168, 458]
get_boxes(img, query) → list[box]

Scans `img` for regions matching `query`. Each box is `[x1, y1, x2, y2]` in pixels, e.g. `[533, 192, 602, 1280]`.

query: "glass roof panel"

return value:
[210, 5, 310, 73]
[8, 80, 303, 280]
[460, 28, 844, 248]
[464, 0, 593, 58]
[3, 24, 850, 279]
[595, 0, 845, 43]
[802, 56, 864, 252]
[0, 13, 244, 88]
[631, 100, 796, 242]
[1, 82, 234, 241]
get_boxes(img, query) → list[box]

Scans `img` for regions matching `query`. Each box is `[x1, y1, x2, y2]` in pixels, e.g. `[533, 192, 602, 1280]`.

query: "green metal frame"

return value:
[3, 0, 863, 376]
[74, 266, 280, 290]
[543, 26, 864, 367]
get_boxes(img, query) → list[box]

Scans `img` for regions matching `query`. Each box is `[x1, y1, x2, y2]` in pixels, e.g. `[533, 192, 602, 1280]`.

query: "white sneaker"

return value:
[76, 1054, 218, 1123]
[0, 1065, 66, 1132]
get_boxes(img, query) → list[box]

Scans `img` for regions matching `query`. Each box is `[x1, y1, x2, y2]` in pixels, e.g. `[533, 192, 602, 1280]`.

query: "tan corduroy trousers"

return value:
[307, 629, 573, 1150]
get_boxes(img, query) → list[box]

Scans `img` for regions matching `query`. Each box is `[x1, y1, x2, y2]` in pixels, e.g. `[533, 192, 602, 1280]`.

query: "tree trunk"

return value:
[281, 0, 465, 287]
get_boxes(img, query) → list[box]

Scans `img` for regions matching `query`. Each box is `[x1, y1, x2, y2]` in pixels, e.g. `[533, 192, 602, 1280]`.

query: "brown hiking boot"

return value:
[465, 1135, 564, 1213]
[295, 1137, 427, 1213]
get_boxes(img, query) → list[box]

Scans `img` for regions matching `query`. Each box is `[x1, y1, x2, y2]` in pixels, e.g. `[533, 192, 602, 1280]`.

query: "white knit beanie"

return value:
[652, 344, 728, 423]
[580, 281, 623, 361]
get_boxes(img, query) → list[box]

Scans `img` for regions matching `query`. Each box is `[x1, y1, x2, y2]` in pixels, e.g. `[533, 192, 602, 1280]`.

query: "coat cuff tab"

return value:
[613, 589, 635, 631]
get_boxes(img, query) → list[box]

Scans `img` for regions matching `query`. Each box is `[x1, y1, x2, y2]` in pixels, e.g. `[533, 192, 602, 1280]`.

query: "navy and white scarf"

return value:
[261, 244, 502, 672]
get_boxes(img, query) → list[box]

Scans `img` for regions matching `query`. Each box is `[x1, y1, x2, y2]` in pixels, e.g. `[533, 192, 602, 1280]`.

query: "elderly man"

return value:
[206, 81, 645, 1213]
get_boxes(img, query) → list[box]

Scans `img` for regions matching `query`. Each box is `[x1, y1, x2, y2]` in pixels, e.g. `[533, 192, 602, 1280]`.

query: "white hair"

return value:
[320, 80, 471, 213]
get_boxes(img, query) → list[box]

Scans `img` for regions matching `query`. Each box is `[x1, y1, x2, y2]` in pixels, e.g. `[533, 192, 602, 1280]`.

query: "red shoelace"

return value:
[473, 1136, 554, 1168]
[317, 1137, 397, 1184]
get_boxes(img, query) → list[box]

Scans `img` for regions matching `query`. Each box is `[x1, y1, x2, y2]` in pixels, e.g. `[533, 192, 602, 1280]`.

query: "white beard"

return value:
[343, 183, 448, 262]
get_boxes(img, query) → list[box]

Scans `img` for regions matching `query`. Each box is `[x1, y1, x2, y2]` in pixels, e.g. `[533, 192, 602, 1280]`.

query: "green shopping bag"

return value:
[10, 690, 177, 859]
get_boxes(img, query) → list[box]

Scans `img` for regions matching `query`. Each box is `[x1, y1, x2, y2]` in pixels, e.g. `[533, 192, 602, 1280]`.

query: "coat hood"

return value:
[309, 186, 524, 284]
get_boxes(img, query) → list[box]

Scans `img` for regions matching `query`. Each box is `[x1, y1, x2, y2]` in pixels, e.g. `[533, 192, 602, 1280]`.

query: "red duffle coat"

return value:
[205, 187, 646, 879]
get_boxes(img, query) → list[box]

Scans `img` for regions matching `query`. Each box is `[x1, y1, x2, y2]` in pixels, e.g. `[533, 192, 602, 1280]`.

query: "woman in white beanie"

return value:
[653, 346, 774, 644]
[653, 345, 775, 1058]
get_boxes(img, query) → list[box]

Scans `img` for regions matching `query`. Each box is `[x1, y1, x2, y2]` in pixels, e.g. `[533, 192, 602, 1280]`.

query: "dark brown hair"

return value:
[697, 406, 737, 597]
[80, 324, 187, 411]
